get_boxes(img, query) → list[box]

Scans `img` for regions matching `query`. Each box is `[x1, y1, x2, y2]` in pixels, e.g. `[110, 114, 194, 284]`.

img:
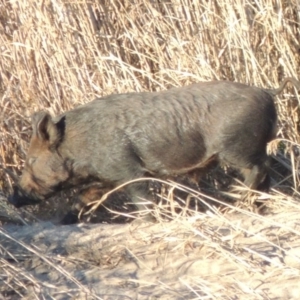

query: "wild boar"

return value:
[8, 78, 300, 224]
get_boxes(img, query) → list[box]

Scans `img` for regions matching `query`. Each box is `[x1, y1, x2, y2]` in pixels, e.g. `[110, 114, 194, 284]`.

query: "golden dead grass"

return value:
[0, 0, 300, 298]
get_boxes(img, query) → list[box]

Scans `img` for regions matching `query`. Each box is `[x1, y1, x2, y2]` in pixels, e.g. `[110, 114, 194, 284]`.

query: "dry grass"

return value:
[0, 0, 300, 299]
[1, 189, 300, 299]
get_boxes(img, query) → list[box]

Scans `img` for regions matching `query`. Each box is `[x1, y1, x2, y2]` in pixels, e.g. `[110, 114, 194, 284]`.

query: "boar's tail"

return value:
[266, 77, 300, 97]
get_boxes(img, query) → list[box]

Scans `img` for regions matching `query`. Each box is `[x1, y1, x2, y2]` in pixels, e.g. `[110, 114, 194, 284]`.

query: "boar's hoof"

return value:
[132, 213, 157, 225]
[256, 173, 271, 193]
[60, 211, 79, 225]
[8, 186, 41, 208]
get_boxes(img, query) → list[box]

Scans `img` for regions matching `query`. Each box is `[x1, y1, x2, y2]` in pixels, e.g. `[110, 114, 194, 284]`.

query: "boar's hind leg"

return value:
[220, 141, 271, 193]
[241, 163, 270, 192]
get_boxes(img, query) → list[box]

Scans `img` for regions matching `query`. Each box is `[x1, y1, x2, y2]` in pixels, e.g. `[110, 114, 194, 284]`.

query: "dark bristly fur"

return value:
[8, 78, 300, 224]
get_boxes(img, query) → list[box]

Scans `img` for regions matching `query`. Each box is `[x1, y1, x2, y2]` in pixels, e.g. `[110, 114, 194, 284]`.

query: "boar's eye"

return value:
[28, 157, 37, 166]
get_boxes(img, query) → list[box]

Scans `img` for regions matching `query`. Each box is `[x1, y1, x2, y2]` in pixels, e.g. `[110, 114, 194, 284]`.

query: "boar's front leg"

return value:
[61, 185, 109, 225]
[125, 181, 156, 222]
[60, 182, 154, 225]
[61, 145, 157, 224]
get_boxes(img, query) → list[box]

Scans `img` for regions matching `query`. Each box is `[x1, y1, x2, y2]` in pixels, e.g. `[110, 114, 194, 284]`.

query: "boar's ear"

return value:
[31, 112, 64, 147]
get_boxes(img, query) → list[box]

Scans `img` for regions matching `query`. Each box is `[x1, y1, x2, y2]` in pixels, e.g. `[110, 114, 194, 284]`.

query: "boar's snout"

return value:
[8, 186, 41, 208]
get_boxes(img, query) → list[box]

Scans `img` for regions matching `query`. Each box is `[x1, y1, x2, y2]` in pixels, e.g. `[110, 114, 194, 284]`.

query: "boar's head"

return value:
[9, 112, 70, 207]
